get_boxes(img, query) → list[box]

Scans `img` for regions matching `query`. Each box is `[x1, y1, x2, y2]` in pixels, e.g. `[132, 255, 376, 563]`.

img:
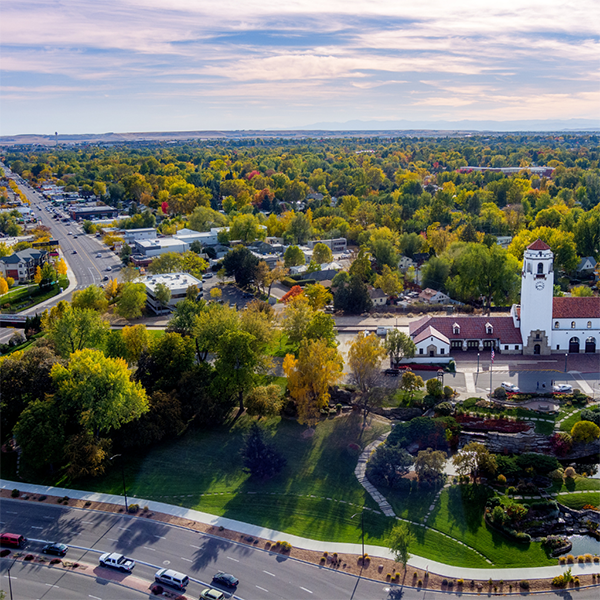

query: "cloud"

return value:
[1, 0, 599, 133]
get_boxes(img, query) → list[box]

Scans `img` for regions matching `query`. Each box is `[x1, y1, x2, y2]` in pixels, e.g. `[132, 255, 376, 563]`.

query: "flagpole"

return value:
[489, 347, 494, 400]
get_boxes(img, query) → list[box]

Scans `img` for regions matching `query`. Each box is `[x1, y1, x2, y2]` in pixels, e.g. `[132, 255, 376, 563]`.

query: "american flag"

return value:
[491, 348, 495, 363]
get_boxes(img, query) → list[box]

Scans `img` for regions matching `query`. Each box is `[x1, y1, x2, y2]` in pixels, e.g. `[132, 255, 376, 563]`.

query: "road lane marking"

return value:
[107, 538, 118, 542]
[6, 511, 17, 514]
[45, 583, 59, 587]
[227, 557, 239, 562]
[263, 571, 276, 577]
[117, 527, 129, 530]
[143, 546, 156, 551]
[180, 557, 192, 562]
[31, 526, 44, 529]
[154, 535, 166, 539]
[256, 586, 269, 592]
[89, 596, 102, 600]
[190, 544, 202, 549]
[82, 521, 94, 524]
[300, 587, 313, 594]
[4, 576, 16, 579]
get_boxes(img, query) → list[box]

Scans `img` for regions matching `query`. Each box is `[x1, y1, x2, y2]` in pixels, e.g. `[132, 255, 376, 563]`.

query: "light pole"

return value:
[477, 353, 480, 374]
[351, 511, 365, 560]
[109, 454, 128, 512]
[564, 353, 568, 373]
[7, 558, 16, 600]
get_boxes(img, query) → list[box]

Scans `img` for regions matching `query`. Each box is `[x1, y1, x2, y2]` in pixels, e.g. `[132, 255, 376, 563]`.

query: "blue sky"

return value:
[1, 0, 599, 135]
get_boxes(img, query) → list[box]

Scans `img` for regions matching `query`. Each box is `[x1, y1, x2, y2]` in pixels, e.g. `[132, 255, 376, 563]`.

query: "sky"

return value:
[1, 0, 599, 135]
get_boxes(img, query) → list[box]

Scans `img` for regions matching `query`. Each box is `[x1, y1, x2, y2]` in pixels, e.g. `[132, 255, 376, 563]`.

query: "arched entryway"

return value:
[569, 337, 580, 353]
[585, 337, 596, 353]
[534, 344, 541, 355]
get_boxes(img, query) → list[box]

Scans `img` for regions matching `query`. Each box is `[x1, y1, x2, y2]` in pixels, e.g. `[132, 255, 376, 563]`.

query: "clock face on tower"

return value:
[536, 281, 545, 290]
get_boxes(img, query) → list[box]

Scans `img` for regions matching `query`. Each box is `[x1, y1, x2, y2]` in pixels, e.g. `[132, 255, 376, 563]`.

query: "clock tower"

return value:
[520, 239, 554, 355]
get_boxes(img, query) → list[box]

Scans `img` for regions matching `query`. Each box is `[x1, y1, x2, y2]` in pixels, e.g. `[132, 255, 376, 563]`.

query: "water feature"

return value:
[565, 534, 600, 556]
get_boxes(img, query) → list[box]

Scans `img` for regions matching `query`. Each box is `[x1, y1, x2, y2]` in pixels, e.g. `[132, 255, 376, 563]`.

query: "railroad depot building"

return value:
[409, 240, 599, 358]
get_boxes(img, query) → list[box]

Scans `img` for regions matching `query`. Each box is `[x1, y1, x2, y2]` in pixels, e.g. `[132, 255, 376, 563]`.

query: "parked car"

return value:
[96, 253, 102, 258]
[376, 326, 392, 337]
[42, 542, 68, 556]
[0, 533, 26, 548]
[202, 273, 213, 279]
[154, 568, 189, 590]
[99, 552, 135, 572]
[212, 572, 239, 588]
[72, 250, 77, 254]
[500, 382, 519, 393]
[103, 276, 109, 281]
[200, 589, 225, 600]
[552, 384, 573, 393]
[383, 368, 401, 377]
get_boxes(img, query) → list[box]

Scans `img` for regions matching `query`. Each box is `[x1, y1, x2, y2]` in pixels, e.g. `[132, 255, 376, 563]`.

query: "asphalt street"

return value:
[5, 171, 122, 299]
[2, 500, 599, 600]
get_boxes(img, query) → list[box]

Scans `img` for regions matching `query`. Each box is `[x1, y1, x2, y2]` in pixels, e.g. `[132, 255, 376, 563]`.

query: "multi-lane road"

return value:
[3, 167, 122, 302]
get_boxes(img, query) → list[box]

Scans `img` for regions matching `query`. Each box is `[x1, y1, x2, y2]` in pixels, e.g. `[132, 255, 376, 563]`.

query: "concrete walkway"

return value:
[3, 479, 598, 580]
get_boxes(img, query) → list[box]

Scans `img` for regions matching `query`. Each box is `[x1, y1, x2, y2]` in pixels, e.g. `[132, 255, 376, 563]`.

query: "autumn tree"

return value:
[414, 448, 447, 484]
[312, 242, 333, 264]
[374, 265, 403, 297]
[304, 283, 333, 310]
[399, 371, 424, 405]
[115, 282, 146, 319]
[452, 442, 497, 480]
[42, 302, 109, 358]
[55, 258, 67, 276]
[283, 338, 343, 426]
[121, 324, 150, 364]
[571, 420, 600, 444]
[245, 384, 284, 419]
[0, 277, 8, 296]
[71, 284, 109, 313]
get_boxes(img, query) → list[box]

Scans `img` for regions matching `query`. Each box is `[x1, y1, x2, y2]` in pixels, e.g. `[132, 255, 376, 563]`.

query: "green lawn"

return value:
[560, 410, 582, 432]
[556, 491, 599, 510]
[0, 276, 69, 313]
[550, 475, 600, 494]
[427, 486, 556, 567]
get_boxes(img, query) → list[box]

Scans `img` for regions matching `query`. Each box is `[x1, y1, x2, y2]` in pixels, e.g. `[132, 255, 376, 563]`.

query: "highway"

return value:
[2, 500, 599, 600]
[3, 168, 122, 301]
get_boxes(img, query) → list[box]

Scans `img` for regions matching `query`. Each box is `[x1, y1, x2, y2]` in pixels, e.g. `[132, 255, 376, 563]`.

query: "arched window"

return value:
[588, 321, 592, 329]
[554, 321, 559, 329]
[537, 262, 544, 274]
[526, 262, 532, 273]
[571, 321, 576, 329]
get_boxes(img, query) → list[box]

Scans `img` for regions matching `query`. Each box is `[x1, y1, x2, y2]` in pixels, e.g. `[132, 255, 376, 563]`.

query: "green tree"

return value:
[387, 522, 416, 569]
[71, 284, 109, 313]
[287, 212, 311, 244]
[245, 384, 285, 419]
[399, 370, 424, 404]
[421, 257, 451, 291]
[284, 245, 306, 268]
[384, 329, 416, 366]
[452, 442, 497, 480]
[230, 213, 265, 243]
[223, 245, 259, 287]
[51, 348, 148, 435]
[42, 302, 109, 358]
[154, 282, 172, 310]
[333, 274, 373, 314]
[571, 285, 594, 297]
[414, 448, 447, 484]
[366, 445, 414, 488]
[38, 262, 56, 289]
[148, 252, 182, 274]
[312, 242, 333, 264]
[374, 265, 403, 297]
[121, 324, 150, 363]
[188, 206, 228, 232]
[115, 282, 146, 319]
[120, 243, 132, 264]
[241, 422, 286, 479]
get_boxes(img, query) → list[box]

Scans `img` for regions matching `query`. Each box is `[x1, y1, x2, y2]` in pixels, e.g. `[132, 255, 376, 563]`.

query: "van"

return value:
[154, 568, 189, 591]
[1, 533, 26, 548]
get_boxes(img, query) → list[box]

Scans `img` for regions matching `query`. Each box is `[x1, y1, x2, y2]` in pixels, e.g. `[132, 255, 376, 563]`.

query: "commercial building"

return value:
[141, 272, 203, 314]
[134, 238, 189, 258]
[0, 248, 48, 283]
[69, 205, 119, 220]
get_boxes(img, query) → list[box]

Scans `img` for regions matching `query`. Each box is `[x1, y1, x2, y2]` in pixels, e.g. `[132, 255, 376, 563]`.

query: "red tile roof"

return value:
[553, 297, 600, 319]
[527, 238, 550, 251]
[410, 315, 522, 344]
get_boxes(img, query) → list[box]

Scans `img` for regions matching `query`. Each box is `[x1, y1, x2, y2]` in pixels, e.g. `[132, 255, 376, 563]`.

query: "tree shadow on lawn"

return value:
[386, 481, 440, 523]
[445, 484, 493, 535]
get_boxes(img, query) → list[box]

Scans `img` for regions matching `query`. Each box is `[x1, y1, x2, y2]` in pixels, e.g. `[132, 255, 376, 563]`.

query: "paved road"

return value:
[3, 169, 122, 298]
[3, 500, 599, 600]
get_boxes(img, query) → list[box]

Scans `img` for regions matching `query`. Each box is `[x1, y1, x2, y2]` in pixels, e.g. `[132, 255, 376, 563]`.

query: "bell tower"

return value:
[520, 239, 554, 355]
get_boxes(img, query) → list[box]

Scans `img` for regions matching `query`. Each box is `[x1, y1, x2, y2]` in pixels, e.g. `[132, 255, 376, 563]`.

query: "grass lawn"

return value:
[550, 476, 600, 494]
[427, 485, 555, 567]
[0, 276, 69, 313]
[560, 410, 582, 432]
[384, 481, 441, 523]
[556, 491, 599, 510]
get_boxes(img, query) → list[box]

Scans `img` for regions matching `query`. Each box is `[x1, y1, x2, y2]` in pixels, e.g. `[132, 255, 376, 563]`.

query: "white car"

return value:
[99, 552, 135, 572]
[500, 382, 520, 393]
[553, 384, 573, 393]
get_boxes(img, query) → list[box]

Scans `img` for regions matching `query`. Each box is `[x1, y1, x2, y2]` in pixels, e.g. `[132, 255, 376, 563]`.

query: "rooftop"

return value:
[141, 272, 202, 292]
[553, 296, 600, 319]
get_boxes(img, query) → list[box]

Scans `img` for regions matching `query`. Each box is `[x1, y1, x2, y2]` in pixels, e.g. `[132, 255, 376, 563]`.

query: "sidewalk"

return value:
[21, 250, 78, 316]
[2, 479, 597, 580]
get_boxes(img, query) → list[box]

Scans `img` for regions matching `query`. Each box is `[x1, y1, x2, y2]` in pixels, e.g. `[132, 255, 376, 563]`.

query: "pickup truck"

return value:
[99, 552, 135, 572]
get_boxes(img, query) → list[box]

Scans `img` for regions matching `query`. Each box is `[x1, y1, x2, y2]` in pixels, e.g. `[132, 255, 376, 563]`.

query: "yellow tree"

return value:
[374, 265, 403, 297]
[104, 278, 120, 303]
[0, 277, 8, 296]
[304, 283, 333, 310]
[33, 265, 42, 285]
[122, 324, 150, 364]
[283, 338, 343, 426]
[55, 258, 67, 276]
[210, 287, 222, 300]
[348, 332, 387, 427]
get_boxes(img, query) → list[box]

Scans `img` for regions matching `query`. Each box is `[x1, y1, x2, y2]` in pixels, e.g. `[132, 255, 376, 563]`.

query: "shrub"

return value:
[493, 387, 507, 400]
[442, 579, 448, 586]
[128, 504, 140, 513]
[520, 580, 529, 590]
[24, 554, 34, 561]
[497, 474, 507, 485]
[38, 495, 47, 501]
[435, 401, 453, 416]
[84, 500, 91, 507]
[507, 486, 516, 495]
[277, 541, 292, 552]
[0, 550, 10, 558]
[50, 558, 62, 564]
[11, 489, 19, 498]
[152, 585, 164, 595]
[417, 579, 422, 587]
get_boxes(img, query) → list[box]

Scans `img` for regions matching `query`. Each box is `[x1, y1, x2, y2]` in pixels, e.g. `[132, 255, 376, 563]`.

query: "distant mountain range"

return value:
[1, 119, 598, 146]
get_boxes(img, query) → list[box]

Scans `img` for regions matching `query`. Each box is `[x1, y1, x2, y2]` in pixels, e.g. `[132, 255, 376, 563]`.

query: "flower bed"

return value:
[456, 415, 531, 433]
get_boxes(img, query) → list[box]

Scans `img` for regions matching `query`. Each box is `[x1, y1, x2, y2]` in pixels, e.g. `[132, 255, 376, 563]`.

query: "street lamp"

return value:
[351, 511, 365, 560]
[477, 353, 480, 374]
[564, 353, 568, 373]
[109, 454, 128, 512]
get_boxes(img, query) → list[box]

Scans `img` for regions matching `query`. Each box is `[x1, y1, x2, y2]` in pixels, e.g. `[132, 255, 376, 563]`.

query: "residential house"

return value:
[0, 248, 48, 283]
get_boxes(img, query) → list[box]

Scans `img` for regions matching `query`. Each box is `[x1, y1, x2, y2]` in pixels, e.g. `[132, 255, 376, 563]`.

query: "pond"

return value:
[566, 534, 600, 556]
